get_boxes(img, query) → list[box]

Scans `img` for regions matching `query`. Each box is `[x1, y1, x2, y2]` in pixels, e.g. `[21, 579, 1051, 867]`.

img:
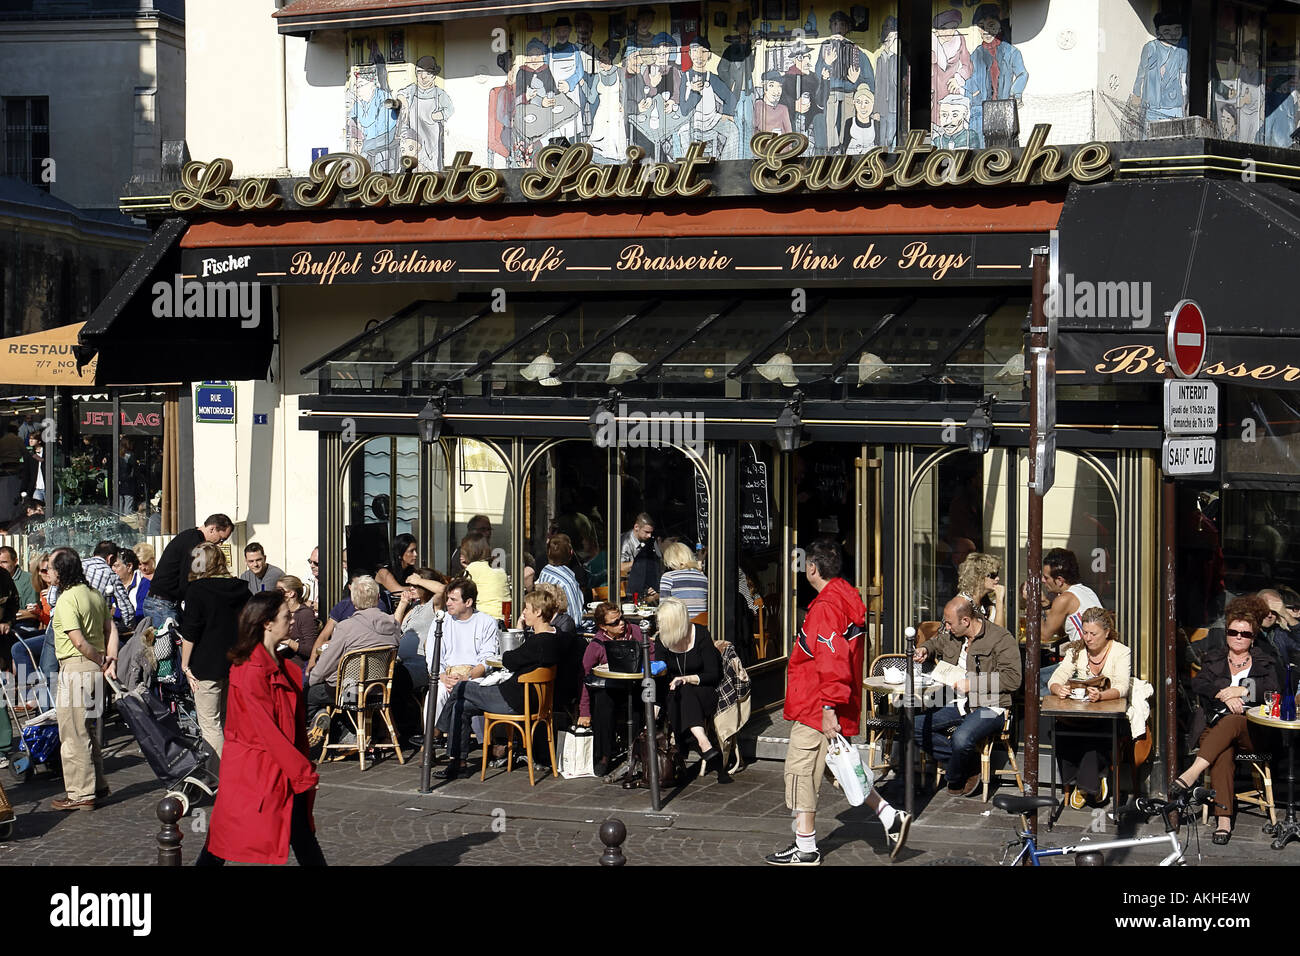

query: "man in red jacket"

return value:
[765, 538, 911, 865]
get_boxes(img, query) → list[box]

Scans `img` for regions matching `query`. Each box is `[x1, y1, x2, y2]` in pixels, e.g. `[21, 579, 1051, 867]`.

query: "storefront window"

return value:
[523, 440, 608, 610]
[1261, 13, 1300, 148]
[738, 442, 780, 662]
[1211, 2, 1264, 144]
[342, 435, 424, 579]
[617, 443, 707, 605]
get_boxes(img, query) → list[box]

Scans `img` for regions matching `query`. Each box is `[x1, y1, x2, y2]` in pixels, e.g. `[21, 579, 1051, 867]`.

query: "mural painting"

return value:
[930, 1, 1027, 149]
[345, 27, 450, 173]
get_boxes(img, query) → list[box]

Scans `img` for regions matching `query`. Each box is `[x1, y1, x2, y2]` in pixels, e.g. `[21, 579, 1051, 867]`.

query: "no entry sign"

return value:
[1166, 299, 1208, 379]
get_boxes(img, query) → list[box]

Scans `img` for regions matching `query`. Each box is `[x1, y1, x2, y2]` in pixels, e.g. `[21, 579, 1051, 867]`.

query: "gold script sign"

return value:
[1094, 345, 1300, 384]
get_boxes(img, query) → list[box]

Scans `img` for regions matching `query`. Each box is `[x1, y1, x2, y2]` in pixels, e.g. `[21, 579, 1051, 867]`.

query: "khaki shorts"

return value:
[784, 721, 830, 813]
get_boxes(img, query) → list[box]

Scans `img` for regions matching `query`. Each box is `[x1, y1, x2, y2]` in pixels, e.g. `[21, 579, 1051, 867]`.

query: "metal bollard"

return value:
[599, 818, 627, 866]
[1075, 850, 1105, 866]
[157, 796, 184, 866]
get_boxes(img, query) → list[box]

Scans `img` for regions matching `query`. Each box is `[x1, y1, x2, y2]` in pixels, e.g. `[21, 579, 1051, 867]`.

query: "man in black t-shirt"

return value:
[143, 514, 234, 630]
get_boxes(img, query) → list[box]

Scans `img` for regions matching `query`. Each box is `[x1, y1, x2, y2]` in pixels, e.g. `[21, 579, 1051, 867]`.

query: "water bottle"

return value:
[1281, 664, 1296, 722]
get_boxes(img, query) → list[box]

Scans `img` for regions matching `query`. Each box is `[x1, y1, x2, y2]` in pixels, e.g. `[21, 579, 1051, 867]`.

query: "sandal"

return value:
[1212, 828, 1231, 846]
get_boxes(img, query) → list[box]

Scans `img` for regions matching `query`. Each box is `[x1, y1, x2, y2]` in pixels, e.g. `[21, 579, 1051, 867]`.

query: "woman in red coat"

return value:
[196, 590, 327, 866]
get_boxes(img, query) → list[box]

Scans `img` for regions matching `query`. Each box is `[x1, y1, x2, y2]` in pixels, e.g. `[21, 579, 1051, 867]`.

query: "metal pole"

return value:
[111, 390, 120, 511]
[1024, 249, 1049, 841]
[903, 625, 916, 816]
[641, 633, 660, 812]
[418, 610, 445, 793]
[1163, 471, 1177, 794]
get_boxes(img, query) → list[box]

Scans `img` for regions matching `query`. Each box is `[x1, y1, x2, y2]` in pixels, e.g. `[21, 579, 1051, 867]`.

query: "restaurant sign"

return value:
[1058, 334, 1300, 392]
[168, 124, 1111, 214]
[180, 233, 1040, 286]
[78, 402, 163, 436]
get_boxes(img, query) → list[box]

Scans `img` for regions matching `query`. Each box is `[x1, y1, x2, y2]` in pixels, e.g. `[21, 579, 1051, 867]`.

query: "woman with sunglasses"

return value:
[956, 553, 1006, 628]
[1172, 595, 1280, 845]
[579, 601, 651, 778]
[7, 553, 53, 712]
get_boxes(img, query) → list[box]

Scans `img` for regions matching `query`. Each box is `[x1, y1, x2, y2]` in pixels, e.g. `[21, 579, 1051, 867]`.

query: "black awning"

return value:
[77, 217, 274, 385]
[1058, 179, 1300, 337]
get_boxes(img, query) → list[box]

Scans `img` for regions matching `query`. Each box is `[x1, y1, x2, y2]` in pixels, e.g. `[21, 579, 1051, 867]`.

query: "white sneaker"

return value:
[886, 811, 912, 860]
[764, 842, 821, 866]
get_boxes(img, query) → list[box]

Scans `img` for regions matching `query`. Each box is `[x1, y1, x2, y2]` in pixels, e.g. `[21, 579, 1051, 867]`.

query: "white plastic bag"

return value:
[825, 733, 873, 807]
[557, 727, 595, 779]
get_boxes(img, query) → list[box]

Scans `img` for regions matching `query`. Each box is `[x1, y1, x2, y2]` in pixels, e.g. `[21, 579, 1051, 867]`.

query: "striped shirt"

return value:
[538, 564, 583, 619]
[659, 568, 708, 615]
[83, 555, 136, 629]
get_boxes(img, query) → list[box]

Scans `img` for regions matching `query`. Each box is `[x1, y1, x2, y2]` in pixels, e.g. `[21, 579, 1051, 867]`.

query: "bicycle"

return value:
[994, 786, 1218, 866]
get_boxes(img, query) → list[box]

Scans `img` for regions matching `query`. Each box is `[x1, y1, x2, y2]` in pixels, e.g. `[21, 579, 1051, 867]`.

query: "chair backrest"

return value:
[517, 665, 557, 721]
[917, 621, 942, 646]
[691, 611, 709, 627]
[869, 653, 910, 707]
[593, 585, 610, 601]
[335, 645, 397, 708]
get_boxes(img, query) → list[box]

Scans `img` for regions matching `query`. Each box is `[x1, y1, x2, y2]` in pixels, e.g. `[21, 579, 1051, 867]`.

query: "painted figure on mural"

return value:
[967, 3, 1028, 141]
[1263, 75, 1299, 148]
[628, 5, 660, 55]
[719, 13, 757, 159]
[931, 10, 971, 130]
[511, 38, 580, 165]
[875, 16, 900, 149]
[395, 55, 454, 171]
[932, 92, 980, 149]
[573, 11, 599, 136]
[755, 69, 793, 134]
[816, 11, 873, 154]
[546, 17, 587, 142]
[1213, 31, 1263, 145]
[588, 39, 628, 163]
[837, 83, 879, 154]
[781, 40, 825, 151]
[678, 35, 740, 160]
[628, 32, 683, 159]
[349, 56, 399, 172]
[1128, 11, 1188, 134]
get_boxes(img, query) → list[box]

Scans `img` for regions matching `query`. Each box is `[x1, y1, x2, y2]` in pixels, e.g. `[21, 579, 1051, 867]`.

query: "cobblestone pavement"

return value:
[0, 724, 1291, 866]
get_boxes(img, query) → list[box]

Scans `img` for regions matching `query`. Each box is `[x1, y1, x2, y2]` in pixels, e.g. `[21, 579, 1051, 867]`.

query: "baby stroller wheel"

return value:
[164, 789, 191, 817]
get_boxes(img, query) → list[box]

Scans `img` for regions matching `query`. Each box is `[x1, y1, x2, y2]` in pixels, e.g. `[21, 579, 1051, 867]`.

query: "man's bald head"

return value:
[943, 595, 978, 636]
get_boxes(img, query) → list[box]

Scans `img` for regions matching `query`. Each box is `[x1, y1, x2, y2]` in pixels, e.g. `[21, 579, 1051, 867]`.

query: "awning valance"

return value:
[0, 323, 97, 386]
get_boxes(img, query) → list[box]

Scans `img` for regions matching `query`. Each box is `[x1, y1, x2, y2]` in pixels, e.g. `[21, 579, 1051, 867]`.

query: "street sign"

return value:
[195, 381, 235, 424]
[1166, 300, 1207, 379]
[1030, 432, 1056, 496]
[1163, 380, 1219, 435]
[1162, 436, 1216, 476]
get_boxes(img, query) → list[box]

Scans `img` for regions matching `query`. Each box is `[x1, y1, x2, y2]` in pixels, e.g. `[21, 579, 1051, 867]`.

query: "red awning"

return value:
[180, 193, 1065, 249]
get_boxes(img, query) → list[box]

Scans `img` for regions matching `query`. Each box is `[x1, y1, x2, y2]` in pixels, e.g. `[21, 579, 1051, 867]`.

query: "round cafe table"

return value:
[1247, 706, 1300, 850]
[592, 664, 661, 812]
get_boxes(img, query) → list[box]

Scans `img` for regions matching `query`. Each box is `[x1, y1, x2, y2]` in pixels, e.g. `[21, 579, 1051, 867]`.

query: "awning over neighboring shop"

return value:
[275, 0, 663, 33]
[0, 323, 97, 386]
[76, 217, 275, 385]
[1057, 179, 1300, 337]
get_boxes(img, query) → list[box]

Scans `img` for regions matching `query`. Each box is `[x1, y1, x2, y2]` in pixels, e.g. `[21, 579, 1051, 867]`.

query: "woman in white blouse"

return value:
[1047, 607, 1131, 809]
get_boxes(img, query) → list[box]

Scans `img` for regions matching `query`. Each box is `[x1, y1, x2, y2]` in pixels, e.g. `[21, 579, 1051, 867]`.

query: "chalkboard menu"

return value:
[814, 458, 848, 505]
[694, 472, 709, 545]
[740, 457, 770, 549]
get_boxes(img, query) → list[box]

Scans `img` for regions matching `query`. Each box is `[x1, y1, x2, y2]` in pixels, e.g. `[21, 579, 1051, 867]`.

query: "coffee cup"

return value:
[1070, 687, 1088, 700]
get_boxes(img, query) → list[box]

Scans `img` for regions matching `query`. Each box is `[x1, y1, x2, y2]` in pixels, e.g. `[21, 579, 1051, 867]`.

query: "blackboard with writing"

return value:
[740, 458, 770, 549]
[814, 459, 848, 505]
[694, 472, 709, 545]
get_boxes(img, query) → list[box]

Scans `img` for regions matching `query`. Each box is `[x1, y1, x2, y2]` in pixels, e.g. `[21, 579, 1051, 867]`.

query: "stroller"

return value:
[108, 618, 217, 816]
[2, 634, 60, 783]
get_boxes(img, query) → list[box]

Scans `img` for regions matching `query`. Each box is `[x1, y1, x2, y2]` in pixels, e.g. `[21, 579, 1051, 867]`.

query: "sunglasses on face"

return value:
[987, 571, 999, 579]
[1226, 628, 1254, 638]
[603, 617, 625, 628]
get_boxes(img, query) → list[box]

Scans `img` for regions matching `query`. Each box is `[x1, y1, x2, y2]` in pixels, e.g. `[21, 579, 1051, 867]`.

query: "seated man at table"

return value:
[913, 595, 1023, 797]
[620, 512, 662, 601]
[434, 587, 560, 779]
[305, 575, 401, 734]
[1026, 548, 1101, 696]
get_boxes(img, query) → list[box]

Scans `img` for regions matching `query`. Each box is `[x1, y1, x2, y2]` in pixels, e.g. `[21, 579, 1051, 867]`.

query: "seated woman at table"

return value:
[460, 533, 508, 622]
[530, 581, 583, 718]
[654, 597, 727, 781]
[1046, 607, 1131, 809]
[657, 542, 708, 617]
[434, 587, 559, 780]
[956, 552, 1006, 628]
[1171, 595, 1280, 845]
[580, 601, 650, 777]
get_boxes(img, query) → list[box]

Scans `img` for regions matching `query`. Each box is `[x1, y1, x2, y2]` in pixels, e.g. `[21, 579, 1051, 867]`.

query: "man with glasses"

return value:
[1258, 588, 1300, 668]
[304, 547, 319, 610]
[578, 602, 648, 777]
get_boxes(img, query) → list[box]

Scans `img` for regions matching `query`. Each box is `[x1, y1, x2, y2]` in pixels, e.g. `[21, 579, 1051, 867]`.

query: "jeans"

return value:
[142, 593, 179, 632]
[436, 679, 513, 762]
[913, 704, 1005, 783]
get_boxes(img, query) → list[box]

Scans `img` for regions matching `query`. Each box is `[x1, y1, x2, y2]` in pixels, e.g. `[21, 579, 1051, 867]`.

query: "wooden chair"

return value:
[752, 596, 768, 659]
[480, 666, 558, 787]
[1202, 752, 1277, 827]
[864, 654, 908, 773]
[931, 711, 1023, 801]
[592, 586, 609, 601]
[691, 611, 709, 627]
[321, 646, 405, 772]
[917, 621, 942, 647]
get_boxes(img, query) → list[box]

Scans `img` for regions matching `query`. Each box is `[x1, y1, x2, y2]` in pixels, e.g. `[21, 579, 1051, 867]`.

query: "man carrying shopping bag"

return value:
[765, 538, 910, 866]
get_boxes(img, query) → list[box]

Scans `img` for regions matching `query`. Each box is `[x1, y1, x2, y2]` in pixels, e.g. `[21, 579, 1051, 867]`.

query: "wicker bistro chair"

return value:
[1201, 752, 1277, 827]
[321, 646, 406, 772]
[864, 654, 909, 773]
[930, 710, 1024, 802]
[480, 666, 558, 787]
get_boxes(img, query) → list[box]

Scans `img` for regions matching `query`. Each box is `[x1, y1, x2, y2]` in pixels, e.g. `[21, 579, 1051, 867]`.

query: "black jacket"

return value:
[182, 576, 251, 681]
[1191, 648, 1280, 709]
[500, 630, 559, 714]
[151, 527, 205, 603]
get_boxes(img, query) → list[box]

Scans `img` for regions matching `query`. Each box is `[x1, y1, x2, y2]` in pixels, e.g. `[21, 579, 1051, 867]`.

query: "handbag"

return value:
[624, 727, 681, 789]
[604, 641, 642, 674]
[824, 733, 872, 807]
[557, 726, 595, 779]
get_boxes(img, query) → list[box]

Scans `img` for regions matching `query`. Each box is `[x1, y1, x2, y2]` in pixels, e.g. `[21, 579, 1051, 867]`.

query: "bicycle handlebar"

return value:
[1126, 786, 1216, 831]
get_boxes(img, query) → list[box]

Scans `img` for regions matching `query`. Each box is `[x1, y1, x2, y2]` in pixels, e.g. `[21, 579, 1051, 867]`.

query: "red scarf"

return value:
[982, 37, 1001, 95]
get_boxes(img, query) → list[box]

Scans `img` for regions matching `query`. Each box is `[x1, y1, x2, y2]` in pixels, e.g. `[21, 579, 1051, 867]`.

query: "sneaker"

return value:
[1095, 776, 1109, 807]
[764, 842, 821, 866]
[1068, 787, 1087, 811]
[885, 811, 912, 860]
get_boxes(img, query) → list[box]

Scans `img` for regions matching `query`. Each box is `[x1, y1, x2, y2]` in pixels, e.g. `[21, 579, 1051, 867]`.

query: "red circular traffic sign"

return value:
[1167, 299, 1207, 379]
